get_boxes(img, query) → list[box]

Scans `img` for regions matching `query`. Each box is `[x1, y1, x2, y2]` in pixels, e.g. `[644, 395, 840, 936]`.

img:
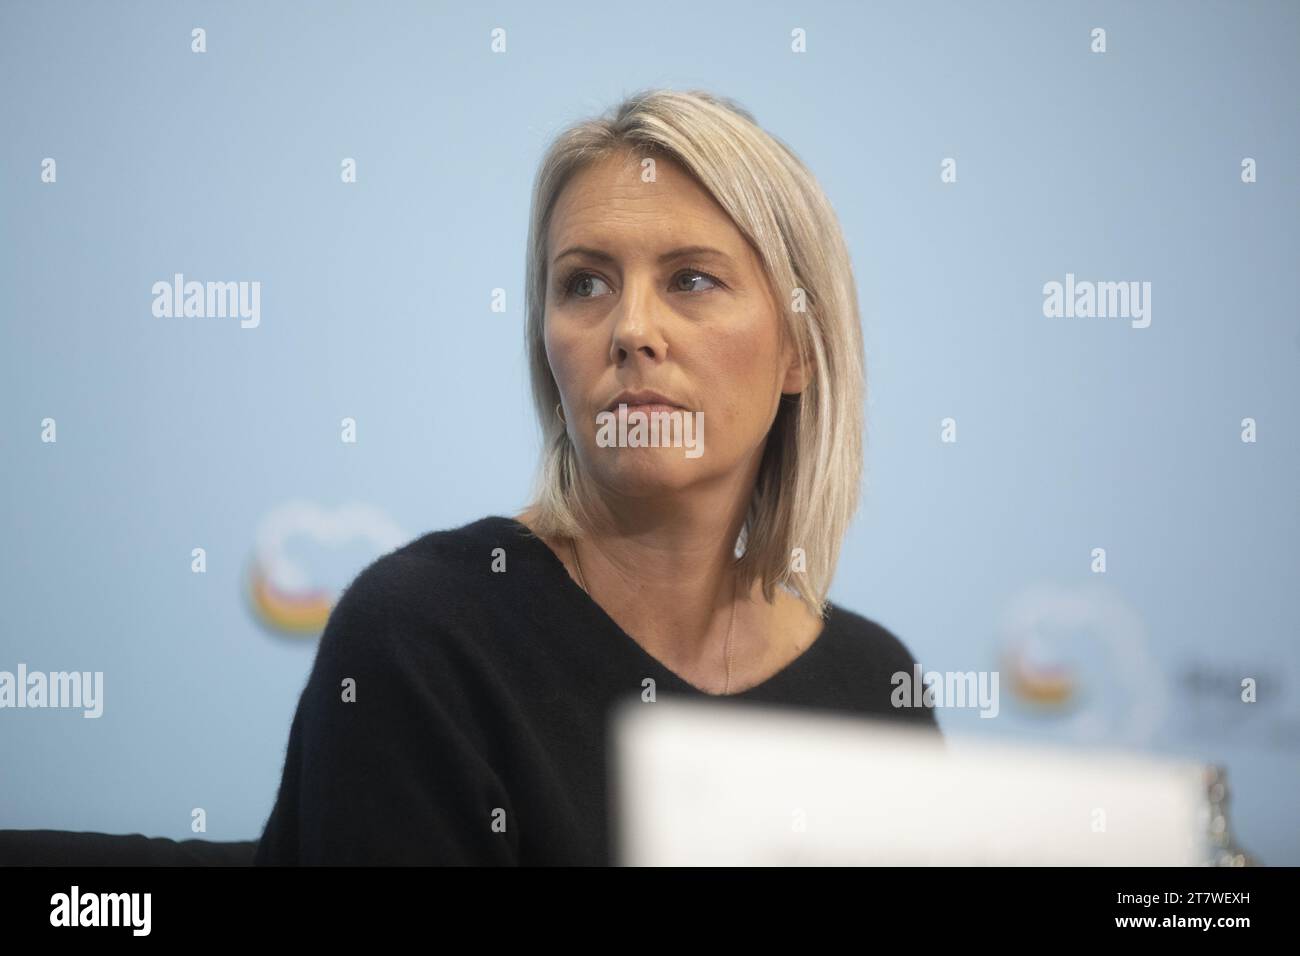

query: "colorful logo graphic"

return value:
[245, 500, 406, 637]
[997, 582, 1167, 745]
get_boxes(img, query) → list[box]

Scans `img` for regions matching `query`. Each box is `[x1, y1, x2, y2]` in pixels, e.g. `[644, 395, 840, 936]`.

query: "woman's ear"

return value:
[780, 344, 812, 395]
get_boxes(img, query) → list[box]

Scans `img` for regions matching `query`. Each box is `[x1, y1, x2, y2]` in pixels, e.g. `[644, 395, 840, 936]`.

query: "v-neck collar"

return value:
[492, 515, 838, 700]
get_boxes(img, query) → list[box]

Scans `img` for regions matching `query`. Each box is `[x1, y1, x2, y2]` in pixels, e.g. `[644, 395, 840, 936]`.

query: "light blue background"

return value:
[2, 1, 1297, 863]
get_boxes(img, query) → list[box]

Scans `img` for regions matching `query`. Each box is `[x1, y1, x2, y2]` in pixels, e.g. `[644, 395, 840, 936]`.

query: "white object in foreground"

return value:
[609, 697, 1212, 866]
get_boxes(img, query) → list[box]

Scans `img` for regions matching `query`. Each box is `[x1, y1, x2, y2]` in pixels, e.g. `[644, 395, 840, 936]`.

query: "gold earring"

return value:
[555, 402, 566, 425]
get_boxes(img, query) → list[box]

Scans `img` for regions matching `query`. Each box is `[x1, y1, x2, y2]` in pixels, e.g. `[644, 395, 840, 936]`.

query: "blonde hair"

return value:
[522, 89, 865, 619]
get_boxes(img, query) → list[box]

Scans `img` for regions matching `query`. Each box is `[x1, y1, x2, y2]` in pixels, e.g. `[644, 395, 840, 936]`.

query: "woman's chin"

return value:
[585, 452, 705, 497]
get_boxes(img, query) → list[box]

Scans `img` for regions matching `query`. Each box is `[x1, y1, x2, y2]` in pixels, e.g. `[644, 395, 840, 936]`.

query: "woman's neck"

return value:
[515, 495, 815, 694]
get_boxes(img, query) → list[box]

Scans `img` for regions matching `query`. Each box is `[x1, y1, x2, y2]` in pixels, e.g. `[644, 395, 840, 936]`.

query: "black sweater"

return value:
[254, 515, 940, 865]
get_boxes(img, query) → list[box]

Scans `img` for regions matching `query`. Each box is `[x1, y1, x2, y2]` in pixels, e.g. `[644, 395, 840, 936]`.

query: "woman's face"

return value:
[544, 150, 805, 501]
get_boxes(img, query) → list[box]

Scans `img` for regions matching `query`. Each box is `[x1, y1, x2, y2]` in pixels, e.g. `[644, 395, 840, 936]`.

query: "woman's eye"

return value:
[562, 268, 722, 299]
[673, 270, 719, 293]
[567, 273, 613, 298]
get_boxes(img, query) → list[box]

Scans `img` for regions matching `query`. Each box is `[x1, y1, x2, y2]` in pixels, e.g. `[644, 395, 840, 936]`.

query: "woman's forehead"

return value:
[548, 157, 745, 262]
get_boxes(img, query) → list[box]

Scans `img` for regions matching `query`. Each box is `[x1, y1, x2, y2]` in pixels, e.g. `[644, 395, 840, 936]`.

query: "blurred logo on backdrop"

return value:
[244, 500, 407, 638]
[997, 582, 1168, 746]
[997, 581, 1298, 751]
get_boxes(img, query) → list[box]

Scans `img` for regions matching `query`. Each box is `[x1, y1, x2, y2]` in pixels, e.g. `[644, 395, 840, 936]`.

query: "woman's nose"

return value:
[609, 278, 668, 365]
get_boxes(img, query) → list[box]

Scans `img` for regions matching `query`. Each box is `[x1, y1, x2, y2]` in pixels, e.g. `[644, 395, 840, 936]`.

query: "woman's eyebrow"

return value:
[657, 245, 734, 265]
[551, 244, 735, 267]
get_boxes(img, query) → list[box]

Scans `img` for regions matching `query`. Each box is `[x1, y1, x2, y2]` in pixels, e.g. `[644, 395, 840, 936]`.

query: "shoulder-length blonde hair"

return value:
[522, 88, 864, 620]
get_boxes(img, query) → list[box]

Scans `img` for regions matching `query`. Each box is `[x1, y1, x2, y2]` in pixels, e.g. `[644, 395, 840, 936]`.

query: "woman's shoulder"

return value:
[371, 512, 520, 566]
[823, 601, 927, 678]
[300, 515, 536, 728]
[341, 514, 523, 602]
[317, 514, 525, 655]
[821, 602, 941, 730]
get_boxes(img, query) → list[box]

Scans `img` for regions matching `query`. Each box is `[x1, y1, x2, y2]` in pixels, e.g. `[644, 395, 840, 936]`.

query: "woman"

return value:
[255, 89, 939, 866]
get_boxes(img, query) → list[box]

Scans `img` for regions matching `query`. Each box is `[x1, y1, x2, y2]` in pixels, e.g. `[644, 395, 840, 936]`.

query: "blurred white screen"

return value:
[609, 697, 1209, 866]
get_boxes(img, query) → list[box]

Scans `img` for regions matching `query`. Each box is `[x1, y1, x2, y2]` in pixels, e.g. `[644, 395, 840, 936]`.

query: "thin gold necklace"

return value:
[570, 537, 740, 695]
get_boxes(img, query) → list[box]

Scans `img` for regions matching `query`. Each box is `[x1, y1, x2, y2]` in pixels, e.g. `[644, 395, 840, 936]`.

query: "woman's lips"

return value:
[611, 402, 684, 415]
